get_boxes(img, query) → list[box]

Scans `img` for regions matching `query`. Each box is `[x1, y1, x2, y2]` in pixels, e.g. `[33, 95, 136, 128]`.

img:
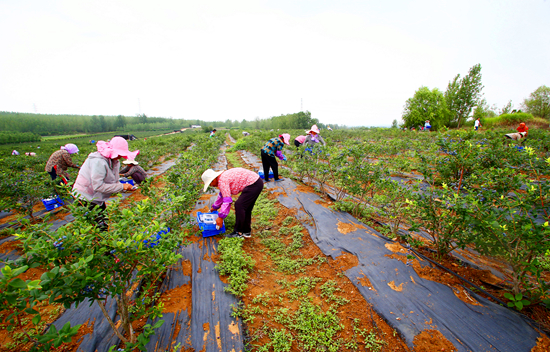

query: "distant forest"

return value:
[0, 111, 341, 137]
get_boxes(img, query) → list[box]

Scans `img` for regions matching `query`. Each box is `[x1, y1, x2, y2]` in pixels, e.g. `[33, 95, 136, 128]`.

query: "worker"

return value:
[303, 125, 326, 146]
[261, 133, 290, 182]
[202, 168, 264, 239]
[73, 137, 139, 231]
[209, 129, 217, 138]
[119, 160, 147, 185]
[45, 144, 80, 186]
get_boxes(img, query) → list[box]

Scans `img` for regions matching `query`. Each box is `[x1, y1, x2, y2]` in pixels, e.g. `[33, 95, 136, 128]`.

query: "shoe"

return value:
[225, 231, 244, 238]
[241, 232, 251, 238]
[274, 177, 284, 182]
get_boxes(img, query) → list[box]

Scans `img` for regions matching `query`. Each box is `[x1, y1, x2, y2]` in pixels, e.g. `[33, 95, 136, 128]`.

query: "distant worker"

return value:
[294, 135, 306, 148]
[303, 125, 326, 146]
[261, 133, 290, 182]
[210, 129, 217, 138]
[25, 152, 37, 156]
[242, 131, 250, 136]
[424, 120, 431, 132]
[327, 126, 333, 131]
[119, 159, 147, 185]
[11, 150, 19, 156]
[45, 144, 80, 186]
[516, 122, 529, 136]
[474, 118, 482, 131]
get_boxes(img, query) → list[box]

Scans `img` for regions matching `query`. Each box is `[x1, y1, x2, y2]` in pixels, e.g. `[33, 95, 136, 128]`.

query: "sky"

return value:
[0, 0, 549, 127]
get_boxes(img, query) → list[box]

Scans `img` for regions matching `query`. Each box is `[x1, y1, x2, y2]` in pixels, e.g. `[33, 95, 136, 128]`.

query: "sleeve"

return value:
[62, 153, 79, 168]
[119, 166, 131, 176]
[318, 135, 326, 146]
[275, 150, 284, 160]
[90, 160, 124, 195]
[212, 192, 223, 210]
[218, 198, 233, 218]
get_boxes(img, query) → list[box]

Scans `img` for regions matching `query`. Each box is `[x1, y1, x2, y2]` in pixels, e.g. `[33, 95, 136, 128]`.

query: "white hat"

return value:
[123, 159, 139, 165]
[201, 169, 224, 192]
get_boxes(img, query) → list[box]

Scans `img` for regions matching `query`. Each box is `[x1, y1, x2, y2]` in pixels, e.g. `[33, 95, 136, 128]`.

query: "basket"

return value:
[42, 196, 64, 211]
[196, 211, 225, 237]
[258, 170, 274, 179]
[119, 178, 135, 186]
[143, 227, 171, 248]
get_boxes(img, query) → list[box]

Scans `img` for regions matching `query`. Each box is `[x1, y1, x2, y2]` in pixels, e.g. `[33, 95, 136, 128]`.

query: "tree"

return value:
[391, 119, 398, 128]
[114, 115, 126, 130]
[499, 100, 513, 115]
[523, 85, 550, 119]
[445, 64, 484, 128]
[473, 98, 496, 120]
[402, 86, 448, 130]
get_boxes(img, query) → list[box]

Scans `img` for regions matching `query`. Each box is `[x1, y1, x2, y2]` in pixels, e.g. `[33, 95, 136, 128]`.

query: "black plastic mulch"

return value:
[145, 239, 243, 352]
[267, 178, 541, 352]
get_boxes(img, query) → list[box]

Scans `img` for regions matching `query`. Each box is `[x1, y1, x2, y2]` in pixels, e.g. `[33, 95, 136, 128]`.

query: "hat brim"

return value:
[203, 170, 224, 192]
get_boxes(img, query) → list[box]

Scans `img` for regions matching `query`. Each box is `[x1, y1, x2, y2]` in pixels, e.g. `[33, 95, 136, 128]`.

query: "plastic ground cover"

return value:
[267, 178, 541, 352]
[145, 239, 243, 352]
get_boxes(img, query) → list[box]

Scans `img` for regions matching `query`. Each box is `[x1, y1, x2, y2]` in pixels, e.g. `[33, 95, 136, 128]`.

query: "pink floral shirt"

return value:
[218, 168, 260, 197]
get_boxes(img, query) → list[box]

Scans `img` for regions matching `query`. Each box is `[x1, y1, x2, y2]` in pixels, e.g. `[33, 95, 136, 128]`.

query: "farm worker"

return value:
[202, 167, 263, 239]
[45, 143, 80, 186]
[73, 137, 139, 231]
[424, 120, 431, 132]
[327, 125, 333, 131]
[516, 122, 529, 136]
[474, 118, 482, 131]
[11, 150, 19, 156]
[242, 131, 250, 136]
[209, 129, 217, 138]
[303, 125, 326, 146]
[261, 133, 290, 182]
[294, 135, 306, 148]
[119, 159, 147, 185]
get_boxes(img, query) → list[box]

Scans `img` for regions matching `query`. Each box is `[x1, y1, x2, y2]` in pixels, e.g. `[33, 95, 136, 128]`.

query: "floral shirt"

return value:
[261, 137, 284, 157]
[45, 150, 78, 178]
[218, 168, 260, 198]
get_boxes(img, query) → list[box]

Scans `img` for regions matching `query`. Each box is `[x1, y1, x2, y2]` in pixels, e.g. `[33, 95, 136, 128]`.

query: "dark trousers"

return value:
[261, 150, 279, 180]
[47, 167, 68, 186]
[234, 178, 264, 233]
[294, 140, 302, 148]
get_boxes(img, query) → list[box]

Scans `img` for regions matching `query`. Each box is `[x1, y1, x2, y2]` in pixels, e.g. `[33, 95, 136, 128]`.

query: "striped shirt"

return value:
[261, 137, 284, 157]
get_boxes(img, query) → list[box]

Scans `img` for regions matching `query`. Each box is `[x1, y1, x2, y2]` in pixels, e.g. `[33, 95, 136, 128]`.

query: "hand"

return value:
[123, 183, 134, 191]
[216, 216, 224, 230]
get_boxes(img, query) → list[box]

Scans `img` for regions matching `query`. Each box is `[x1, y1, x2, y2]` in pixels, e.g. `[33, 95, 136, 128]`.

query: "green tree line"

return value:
[401, 64, 550, 130]
[0, 111, 343, 136]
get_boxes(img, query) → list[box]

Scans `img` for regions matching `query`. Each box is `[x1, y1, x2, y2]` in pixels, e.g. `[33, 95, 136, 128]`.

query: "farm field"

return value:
[1, 127, 550, 351]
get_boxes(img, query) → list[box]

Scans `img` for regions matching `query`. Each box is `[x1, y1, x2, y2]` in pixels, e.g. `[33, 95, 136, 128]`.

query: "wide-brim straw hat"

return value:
[123, 159, 139, 165]
[202, 169, 224, 192]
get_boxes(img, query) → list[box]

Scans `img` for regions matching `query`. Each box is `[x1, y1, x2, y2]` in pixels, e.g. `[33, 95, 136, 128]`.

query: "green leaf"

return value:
[25, 308, 39, 314]
[8, 278, 27, 288]
[152, 319, 165, 329]
[515, 293, 523, 301]
[515, 301, 524, 310]
[32, 314, 41, 325]
[503, 292, 514, 300]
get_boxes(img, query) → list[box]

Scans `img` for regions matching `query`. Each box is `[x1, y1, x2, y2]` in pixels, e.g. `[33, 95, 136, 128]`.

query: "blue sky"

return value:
[0, 0, 548, 127]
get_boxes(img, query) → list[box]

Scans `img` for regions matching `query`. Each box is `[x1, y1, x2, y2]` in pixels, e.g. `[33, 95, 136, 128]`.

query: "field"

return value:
[1, 127, 550, 352]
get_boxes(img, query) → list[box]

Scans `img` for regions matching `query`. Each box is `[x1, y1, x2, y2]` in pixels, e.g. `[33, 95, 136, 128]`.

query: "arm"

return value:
[120, 166, 135, 177]
[62, 153, 79, 169]
[318, 135, 326, 146]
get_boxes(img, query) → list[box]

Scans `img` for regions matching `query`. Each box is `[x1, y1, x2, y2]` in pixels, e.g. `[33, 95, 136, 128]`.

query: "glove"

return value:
[276, 150, 284, 160]
[218, 197, 233, 218]
[282, 154, 287, 161]
[216, 217, 224, 230]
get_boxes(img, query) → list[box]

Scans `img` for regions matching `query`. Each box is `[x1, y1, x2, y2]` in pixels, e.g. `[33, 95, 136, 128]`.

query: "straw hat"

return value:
[123, 160, 139, 165]
[201, 169, 224, 192]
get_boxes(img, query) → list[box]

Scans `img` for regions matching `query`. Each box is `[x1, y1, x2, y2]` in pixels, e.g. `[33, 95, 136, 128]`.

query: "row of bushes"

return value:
[0, 131, 42, 144]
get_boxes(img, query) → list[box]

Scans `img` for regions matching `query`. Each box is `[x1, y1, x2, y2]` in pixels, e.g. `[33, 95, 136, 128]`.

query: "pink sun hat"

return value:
[96, 136, 140, 160]
[280, 133, 290, 145]
[306, 125, 320, 135]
